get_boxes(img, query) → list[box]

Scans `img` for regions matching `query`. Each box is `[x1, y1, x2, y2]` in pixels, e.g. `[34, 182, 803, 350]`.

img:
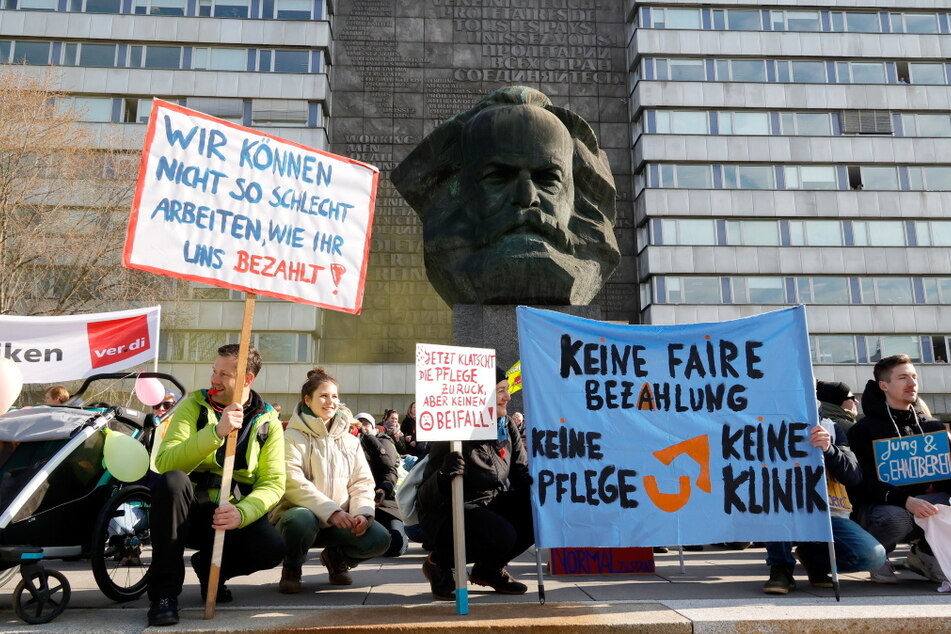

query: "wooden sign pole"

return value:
[204, 292, 256, 619]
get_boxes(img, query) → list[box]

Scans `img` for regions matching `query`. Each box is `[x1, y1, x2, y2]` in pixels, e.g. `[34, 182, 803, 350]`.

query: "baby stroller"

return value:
[0, 371, 185, 624]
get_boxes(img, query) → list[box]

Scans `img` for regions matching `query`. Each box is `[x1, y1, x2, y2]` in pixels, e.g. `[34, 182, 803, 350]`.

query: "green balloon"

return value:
[103, 430, 150, 483]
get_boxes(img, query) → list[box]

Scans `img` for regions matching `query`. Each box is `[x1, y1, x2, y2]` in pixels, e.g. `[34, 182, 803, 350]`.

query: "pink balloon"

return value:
[134, 376, 166, 406]
[0, 358, 23, 416]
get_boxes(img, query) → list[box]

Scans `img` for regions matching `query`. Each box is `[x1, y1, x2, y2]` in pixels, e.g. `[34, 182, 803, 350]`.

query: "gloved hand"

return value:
[437, 451, 465, 490]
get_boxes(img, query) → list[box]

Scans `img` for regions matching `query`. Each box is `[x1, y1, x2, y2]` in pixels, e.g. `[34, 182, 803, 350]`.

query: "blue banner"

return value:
[517, 306, 832, 548]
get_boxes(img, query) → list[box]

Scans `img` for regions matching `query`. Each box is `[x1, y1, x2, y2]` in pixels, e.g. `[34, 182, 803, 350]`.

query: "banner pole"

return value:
[204, 292, 256, 619]
[450, 439, 468, 615]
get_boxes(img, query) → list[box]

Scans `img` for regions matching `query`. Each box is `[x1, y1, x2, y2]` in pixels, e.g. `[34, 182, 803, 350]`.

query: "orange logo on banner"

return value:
[642, 435, 711, 512]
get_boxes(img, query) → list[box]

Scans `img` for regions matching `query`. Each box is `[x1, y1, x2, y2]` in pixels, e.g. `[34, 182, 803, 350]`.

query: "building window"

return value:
[251, 99, 309, 127]
[198, 0, 250, 17]
[275, 0, 311, 19]
[788, 220, 844, 246]
[771, 10, 821, 32]
[725, 220, 780, 245]
[908, 63, 947, 85]
[718, 59, 767, 83]
[129, 45, 184, 69]
[837, 61, 886, 84]
[922, 278, 951, 303]
[780, 112, 832, 136]
[185, 97, 244, 123]
[70, 0, 121, 12]
[778, 60, 826, 83]
[63, 42, 119, 68]
[861, 278, 914, 304]
[852, 221, 906, 246]
[655, 110, 708, 134]
[713, 9, 762, 31]
[722, 165, 774, 189]
[840, 110, 893, 135]
[133, 0, 185, 14]
[650, 7, 701, 29]
[718, 111, 769, 135]
[665, 277, 721, 304]
[908, 167, 951, 191]
[192, 48, 247, 71]
[258, 49, 311, 73]
[733, 277, 784, 303]
[59, 96, 113, 123]
[832, 12, 882, 33]
[160, 331, 310, 362]
[857, 166, 901, 191]
[902, 113, 951, 137]
[658, 219, 715, 245]
[891, 13, 940, 34]
[797, 278, 850, 304]
[811, 335, 857, 364]
[657, 164, 712, 188]
[866, 336, 921, 363]
[10, 40, 51, 65]
[784, 165, 837, 190]
[19, 0, 56, 10]
[916, 222, 951, 247]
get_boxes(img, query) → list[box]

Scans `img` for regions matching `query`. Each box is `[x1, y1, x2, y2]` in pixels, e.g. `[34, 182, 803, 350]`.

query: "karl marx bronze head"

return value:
[392, 86, 620, 306]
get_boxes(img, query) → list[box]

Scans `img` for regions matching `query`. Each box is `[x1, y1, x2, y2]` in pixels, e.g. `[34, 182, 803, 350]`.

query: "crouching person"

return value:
[147, 344, 286, 627]
[272, 368, 391, 593]
[417, 368, 534, 600]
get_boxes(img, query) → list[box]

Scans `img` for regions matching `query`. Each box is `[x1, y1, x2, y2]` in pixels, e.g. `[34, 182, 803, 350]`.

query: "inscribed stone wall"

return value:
[325, 0, 634, 363]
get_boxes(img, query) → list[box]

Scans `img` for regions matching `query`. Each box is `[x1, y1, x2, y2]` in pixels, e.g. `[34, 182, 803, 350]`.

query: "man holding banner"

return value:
[417, 368, 534, 600]
[147, 344, 285, 626]
[848, 354, 951, 583]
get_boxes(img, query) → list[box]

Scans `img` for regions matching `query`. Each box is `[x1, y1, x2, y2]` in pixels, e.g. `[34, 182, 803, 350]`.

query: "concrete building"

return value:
[2, 0, 949, 415]
[628, 0, 951, 412]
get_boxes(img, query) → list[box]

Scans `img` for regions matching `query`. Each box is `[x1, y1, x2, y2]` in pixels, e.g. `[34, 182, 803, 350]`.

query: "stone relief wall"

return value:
[325, 0, 634, 363]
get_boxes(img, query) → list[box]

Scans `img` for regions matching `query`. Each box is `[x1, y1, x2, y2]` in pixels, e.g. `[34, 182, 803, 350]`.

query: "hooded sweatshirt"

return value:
[270, 403, 375, 525]
[846, 379, 951, 509]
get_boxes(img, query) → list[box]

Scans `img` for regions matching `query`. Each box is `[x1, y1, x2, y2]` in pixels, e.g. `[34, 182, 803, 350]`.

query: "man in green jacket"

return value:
[147, 344, 285, 627]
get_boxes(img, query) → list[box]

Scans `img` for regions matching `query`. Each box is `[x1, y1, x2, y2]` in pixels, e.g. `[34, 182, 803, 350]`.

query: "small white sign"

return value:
[123, 100, 378, 314]
[415, 343, 497, 442]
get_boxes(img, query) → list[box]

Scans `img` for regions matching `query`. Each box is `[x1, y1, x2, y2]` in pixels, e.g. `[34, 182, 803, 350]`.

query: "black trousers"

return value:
[147, 470, 284, 601]
[431, 488, 534, 570]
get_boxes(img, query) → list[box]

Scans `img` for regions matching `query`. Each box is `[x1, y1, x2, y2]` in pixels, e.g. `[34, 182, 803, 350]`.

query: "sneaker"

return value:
[905, 549, 947, 583]
[320, 548, 352, 585]
[794, 546, 833, 588]
[469, 564, 528, 594]
[278, 564, 302, 594]
[147, 597, 179, 627]
[422, 555, 455, 601]
[762, 564, 796, 595]
[869, 561, 898, 584]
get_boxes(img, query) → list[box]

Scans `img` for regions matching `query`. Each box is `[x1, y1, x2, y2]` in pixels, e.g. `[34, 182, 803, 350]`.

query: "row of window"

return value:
[637, 7, 950, 35]
[640, 110, 951, 138]
[810, 335, 951, 366]
[0, 39, 324, 73]
[641, 164, 951, 192]
[63, 95, 322, 128]
[640, 58, 950, 86]
[6, 0, 325, 20]
[159, 330, 311, 363]
[649, 276, 951, 307]
[645, 218, 951, 249]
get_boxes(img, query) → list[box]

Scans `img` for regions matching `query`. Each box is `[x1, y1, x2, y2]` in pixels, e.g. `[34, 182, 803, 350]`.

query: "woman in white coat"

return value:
[272, 368, 391, 593]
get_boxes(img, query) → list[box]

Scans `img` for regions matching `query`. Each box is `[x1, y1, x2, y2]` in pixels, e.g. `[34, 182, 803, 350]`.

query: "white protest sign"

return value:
[415, 343, 497, 442]
[123, 100, 378, 314]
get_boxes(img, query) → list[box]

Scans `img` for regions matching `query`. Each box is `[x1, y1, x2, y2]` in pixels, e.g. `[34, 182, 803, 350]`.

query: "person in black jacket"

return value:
[847, 354, 951, 583]
[355, 413, 408, 557]
[762, 387, 885, 594]
[417, 368, 533, 600]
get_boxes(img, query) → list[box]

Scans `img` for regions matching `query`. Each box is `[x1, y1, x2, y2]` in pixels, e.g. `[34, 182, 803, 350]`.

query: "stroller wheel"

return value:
[13, 568, 70, 624]
[91, 485, 152, 602]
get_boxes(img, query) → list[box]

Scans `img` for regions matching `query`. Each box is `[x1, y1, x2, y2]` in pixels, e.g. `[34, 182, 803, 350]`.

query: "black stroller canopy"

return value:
[0, 409, 100, 443]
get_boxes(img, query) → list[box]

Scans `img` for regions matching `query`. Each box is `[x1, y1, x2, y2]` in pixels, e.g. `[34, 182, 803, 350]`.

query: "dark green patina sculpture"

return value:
[391, 86, 619, 306]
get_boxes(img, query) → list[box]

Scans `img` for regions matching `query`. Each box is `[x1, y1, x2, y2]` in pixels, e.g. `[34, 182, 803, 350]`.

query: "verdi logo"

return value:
[86, 315, 151, 369]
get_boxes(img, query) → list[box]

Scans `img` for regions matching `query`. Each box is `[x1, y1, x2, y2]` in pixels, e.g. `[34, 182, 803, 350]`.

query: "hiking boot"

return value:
[795, 546, 833, 588]
[905, 549, 947, 583]
[147, 597, 179, 627]
[469, 564, 528, 594]
[320, 548, 352, 585]
[869, 561, 898, 584]
[422, 555, 455, 601]
[278, 564, 302, 594]
[762, 564, 795, 595]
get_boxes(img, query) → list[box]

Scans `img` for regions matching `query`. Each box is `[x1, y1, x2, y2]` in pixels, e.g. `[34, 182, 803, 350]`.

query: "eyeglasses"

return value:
[844, 396, 857, 402]
[153, 401, 174, 410]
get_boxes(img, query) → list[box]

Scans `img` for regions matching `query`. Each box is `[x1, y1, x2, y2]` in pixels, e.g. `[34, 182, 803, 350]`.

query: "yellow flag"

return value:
[506, 361, 522, 394]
